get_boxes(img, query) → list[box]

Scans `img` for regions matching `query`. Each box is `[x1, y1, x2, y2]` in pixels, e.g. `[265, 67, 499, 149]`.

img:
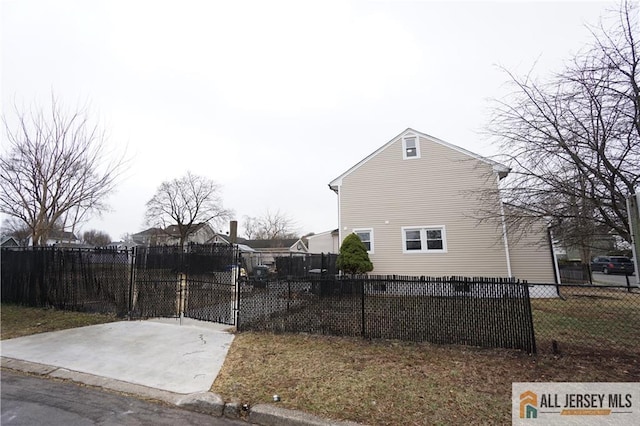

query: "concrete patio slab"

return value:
[0, 318, 234, 394]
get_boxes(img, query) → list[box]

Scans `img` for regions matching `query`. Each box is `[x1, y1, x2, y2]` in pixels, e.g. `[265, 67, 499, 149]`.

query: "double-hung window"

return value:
[353, 228, 374, 253]
[402, 226, 446, 253]
[402, 134, 420, 159]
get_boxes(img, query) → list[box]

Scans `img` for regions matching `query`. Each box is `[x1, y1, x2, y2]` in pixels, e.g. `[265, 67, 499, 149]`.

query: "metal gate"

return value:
[132, 244, 239, 325]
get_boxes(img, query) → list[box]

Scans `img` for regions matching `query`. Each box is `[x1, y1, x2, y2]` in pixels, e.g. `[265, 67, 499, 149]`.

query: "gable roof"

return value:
[132, 227, 164, 237]
[164, 222, 211, 236]
[47, 230, 78, 241]
[1, 236, 20, 247]
[244, 239, 301, 249]
[306, 229, 339, 240]
[329, 128, 510, 191]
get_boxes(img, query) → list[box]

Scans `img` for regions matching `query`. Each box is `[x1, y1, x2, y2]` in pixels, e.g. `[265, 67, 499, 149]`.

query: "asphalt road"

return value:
[591, 271, 638, 286]
[0, 370, 246, 426]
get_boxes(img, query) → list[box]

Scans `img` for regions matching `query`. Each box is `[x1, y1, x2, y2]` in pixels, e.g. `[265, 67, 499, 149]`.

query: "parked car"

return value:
[590, 256, 635, 275]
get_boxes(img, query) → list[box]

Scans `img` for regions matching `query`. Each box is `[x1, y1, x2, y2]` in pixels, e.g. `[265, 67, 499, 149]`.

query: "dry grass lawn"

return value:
[3, 303, 638, 425]
[212, 332, 640, 426]
[1, 304, 118, 340]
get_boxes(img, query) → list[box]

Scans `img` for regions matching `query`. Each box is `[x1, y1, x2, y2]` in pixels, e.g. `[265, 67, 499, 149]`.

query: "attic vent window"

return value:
[402, 135, 420, 159]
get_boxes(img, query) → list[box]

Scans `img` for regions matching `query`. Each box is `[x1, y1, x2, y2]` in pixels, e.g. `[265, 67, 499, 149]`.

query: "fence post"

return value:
[128, 247, 136, 320]
[521, 279, 537, 354]
[234, 246, 241, 326]
[179, 272, 187, 325]
[361, 278, 366, 337]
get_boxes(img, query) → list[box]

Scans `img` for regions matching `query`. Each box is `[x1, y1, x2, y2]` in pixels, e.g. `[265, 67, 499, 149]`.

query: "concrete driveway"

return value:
[0, 318, 234, 394]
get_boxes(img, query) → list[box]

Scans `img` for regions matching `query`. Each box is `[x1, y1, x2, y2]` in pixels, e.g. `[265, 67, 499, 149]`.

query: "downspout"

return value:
[330, 183, 342, 276]
[330, 183, 342, 248]
[547, 227, 564, 302]
[497, 174, 513, 277]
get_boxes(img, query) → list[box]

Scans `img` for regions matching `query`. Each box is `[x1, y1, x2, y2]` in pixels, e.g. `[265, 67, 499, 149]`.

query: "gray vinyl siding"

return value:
[339, 134, 510, 277]
[508, 223, 557, 283]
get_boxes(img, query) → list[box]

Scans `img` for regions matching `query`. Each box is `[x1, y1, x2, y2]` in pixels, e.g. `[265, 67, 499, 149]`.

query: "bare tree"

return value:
[0, 95, 125, 246]
[82, 229, 112, 246]
[484, 2, 640, 261]
[145, 171, 232, 248]
[242, 209, 299, 239]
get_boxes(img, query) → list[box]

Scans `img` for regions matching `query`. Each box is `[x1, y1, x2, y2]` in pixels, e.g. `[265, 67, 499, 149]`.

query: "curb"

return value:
[0, 357, 363, 426]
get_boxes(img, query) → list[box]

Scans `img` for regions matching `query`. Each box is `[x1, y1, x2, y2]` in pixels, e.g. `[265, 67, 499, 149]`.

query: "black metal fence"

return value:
[4, 246, 638, 357]
[2, 244, 238, 324]
[558, 264, 592, 284]
[238, 275, 537, 353]
[1, 247, 132, 315]
[131, 244, 238, 323]
[274, 253, 338, 278]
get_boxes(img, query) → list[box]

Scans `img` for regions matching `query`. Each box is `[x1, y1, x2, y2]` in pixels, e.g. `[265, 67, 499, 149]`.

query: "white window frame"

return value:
[401, 226, 447, 253]
[353, 228, 374, 254]
[402, 134, 421, 160]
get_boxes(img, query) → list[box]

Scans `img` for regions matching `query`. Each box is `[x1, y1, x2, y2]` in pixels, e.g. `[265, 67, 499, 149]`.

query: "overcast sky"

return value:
[1, 0, 614, 240]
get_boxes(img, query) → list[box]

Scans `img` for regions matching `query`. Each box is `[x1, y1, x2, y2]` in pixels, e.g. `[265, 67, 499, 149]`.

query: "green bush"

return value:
[336, 233, 373, 274]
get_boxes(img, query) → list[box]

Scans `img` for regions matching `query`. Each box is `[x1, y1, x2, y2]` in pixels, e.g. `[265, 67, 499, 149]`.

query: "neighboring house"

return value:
[1, 236, 20, 248]
[206, 233, 256, 253]
[38, 230, 82, 247]
[163, 223, 216, 245]
[328, 128, 556, 283]
[131, 228, 165, 246]
[243, 238, 309, 269]
[131, 223, 215, 246]
[307, 229, 339, 253]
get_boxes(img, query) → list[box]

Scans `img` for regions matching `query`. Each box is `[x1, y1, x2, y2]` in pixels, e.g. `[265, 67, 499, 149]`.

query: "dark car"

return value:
[590, 256, 635, 275]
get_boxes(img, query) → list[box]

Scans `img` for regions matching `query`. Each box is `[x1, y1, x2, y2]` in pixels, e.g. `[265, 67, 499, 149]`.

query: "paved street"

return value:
[1, 370, 246, 426]
[591, 272, 638, 286]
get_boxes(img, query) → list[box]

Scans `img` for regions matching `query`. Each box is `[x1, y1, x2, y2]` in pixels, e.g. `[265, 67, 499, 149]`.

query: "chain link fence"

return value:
[238, 275, 536, 353]
[529, 282, 640, 356]
[238, 275, 640, 356]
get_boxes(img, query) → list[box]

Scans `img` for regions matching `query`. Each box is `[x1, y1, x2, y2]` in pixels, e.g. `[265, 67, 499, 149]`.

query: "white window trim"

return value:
[401, 226, 447, 253]
[402, 134, 421, 160]
[353, 228, 374, 254]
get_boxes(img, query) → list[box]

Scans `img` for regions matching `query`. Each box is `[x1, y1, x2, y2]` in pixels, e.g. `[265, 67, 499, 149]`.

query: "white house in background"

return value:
[307, 229, 340, 253]
[328, 128, 557, 283]
[37, 230, 82, 247]
[241, 238, 309, 269]
[163, 223, 216, 245]
[131, 223, 216, 246]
